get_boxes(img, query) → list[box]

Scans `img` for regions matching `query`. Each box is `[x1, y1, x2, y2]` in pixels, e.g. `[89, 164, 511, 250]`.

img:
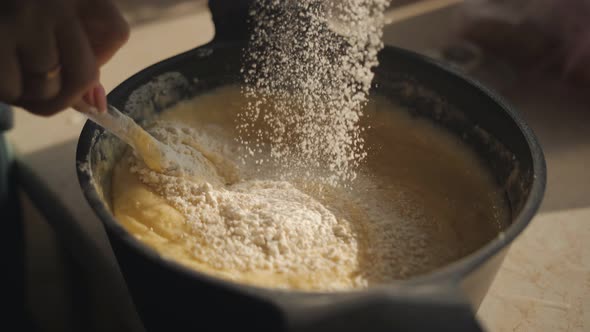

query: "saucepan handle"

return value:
[208, 0, 253, 42]
[285, 285, 484, 332]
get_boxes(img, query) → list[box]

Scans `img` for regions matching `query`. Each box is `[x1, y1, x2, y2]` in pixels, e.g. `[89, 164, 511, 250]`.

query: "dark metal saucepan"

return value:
[76, 39, 546, 331]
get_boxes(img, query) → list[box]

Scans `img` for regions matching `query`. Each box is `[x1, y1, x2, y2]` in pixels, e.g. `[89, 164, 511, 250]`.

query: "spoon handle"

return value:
[73, 101, 143, 151]
[73, 101, 169, 172]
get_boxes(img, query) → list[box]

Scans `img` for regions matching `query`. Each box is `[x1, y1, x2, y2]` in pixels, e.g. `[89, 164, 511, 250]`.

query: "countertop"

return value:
[7, 1, 589, 331]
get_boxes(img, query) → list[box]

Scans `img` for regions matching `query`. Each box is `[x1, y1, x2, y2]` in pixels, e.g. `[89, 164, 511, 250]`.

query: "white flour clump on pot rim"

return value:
[239, 0, 390, 186]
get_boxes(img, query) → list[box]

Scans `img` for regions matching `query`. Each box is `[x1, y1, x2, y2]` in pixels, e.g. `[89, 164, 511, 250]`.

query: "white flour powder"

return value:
[128, 123, 363, 289]
[239, 0, 390, 186]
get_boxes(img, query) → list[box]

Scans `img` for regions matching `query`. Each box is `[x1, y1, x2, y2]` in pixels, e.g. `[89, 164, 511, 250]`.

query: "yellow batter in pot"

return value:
[111, 86, 509, 291]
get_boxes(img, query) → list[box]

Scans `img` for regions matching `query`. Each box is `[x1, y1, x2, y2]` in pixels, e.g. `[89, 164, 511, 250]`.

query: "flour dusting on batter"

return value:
[126, 123, 363, 290]
[111, 86, 509, 291]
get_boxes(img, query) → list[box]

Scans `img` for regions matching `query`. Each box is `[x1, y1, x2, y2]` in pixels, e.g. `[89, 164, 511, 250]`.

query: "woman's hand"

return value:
[0, 0, 129, 116]
[462, 0, 590, 85]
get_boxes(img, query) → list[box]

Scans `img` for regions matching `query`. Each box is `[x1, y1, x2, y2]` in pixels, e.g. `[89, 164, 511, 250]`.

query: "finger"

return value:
[79, 0, 130, 66]
[0, 41, 23, 103]
[82, 83, 107, 112]
[94, 83, 107, 112]
[83, 88, 96, 106]
[18, 24, 61, 101]
[19, 17, 98, 116]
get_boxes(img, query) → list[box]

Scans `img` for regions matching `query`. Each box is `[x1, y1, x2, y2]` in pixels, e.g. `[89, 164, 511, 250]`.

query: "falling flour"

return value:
[239, 0, 390, 185]
[109, 0, 508, 291]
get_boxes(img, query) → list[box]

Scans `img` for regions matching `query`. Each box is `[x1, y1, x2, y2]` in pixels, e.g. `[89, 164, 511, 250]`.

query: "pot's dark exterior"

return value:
[76, 42, 545, 331]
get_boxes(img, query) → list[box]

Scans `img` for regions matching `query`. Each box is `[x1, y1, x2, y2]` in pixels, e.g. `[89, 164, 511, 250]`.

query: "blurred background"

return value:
[13, 0, 588, 331]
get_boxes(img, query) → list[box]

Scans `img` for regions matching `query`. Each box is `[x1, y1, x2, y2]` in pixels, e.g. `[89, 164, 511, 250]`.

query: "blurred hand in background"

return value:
[461, 0, 590, 84]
